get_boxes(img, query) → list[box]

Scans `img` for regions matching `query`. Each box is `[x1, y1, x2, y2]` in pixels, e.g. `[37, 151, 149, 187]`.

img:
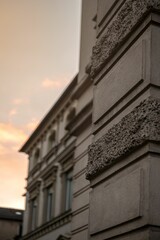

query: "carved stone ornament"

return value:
[86, 97, 160, 180]
[28, 180, 41, 200]
[91, 0, 160, 77]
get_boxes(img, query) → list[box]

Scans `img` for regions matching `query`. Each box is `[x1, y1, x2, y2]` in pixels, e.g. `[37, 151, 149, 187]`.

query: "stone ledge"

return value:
[86, 97, 160, 180]
[22, 211, 72, 240]
[91, 0, 160, 78]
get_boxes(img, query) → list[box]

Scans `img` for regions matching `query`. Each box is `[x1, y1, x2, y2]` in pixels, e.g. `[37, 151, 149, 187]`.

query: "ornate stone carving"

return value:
[86, 97, 160, 180]
[91, 0, 160, 77]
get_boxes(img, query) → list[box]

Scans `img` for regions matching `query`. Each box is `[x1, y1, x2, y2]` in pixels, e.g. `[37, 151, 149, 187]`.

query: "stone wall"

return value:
[87, 1, 160, 239]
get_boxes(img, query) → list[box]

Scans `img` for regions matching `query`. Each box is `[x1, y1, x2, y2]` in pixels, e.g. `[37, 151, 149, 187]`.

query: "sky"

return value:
[0, 0, 81, 210]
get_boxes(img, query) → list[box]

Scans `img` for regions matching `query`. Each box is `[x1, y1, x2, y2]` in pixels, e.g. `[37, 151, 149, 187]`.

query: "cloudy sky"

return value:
[0, 0, 81, 209]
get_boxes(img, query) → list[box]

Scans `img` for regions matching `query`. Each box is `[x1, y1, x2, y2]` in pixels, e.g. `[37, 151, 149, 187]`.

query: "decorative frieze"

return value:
[86, 97, 160, 180]
[91, 0, 160, 77]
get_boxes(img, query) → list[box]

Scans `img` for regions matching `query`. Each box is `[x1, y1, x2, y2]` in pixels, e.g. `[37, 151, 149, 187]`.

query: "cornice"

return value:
[72, 73, 91, 100]
[57, 140, 76, 164]
[22, 211, 72, 240]
[91, 0, 160, 78]
[86, 97, 160, 180]
[43, 144, 58, 163]
[27, 179, 42, 199]
[40, 164, 58, 181]
[29, 162, 42, 177]
[66, 101, 93, 136]
[19, 75, 78, 154]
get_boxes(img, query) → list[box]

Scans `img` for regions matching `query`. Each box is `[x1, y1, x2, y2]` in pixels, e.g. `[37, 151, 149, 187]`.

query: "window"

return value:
[65, 170, 73, 211]
[59, 150, 74, 213]
[31, 198, 37, 231]
[46, 185, 54, 221]
[48, 130, 56, 151]
[42, 166, 57, 223]
[66, 107, 76, 124]
[28, 180, 41, 231]
[33, 148, 40, 166]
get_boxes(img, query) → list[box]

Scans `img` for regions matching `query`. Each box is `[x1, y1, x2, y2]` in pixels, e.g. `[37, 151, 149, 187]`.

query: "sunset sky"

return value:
[0, 0, 81, 209]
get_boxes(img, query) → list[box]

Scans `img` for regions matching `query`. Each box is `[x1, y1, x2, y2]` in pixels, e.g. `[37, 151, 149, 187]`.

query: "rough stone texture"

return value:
[86, 97, 160, 180]
[91, 0, 160, 77]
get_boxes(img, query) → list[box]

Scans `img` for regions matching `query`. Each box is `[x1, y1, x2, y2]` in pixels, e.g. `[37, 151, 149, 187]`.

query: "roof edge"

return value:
[19, 74, 78, 154]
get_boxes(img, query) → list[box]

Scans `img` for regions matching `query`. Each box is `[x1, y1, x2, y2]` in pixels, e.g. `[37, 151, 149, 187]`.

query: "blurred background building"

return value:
[0, 207, 23, 240]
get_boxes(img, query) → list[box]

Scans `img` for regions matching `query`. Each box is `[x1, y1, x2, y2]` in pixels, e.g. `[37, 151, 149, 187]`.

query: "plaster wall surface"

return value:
[87, 1, 160, 240]
[35, 222, 71, 240]
[72, 124, 92, 240]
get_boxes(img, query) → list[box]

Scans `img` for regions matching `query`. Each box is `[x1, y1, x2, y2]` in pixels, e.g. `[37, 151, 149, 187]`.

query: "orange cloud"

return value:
[9, 109, 17, 117]
[0, 123, 27, 144]
[0, 144, 8, 155]
[12, 98, 29, 105]
[0, 153, 28, 209]
[41, 78, 69, 89]
[0, 123, 28, 209]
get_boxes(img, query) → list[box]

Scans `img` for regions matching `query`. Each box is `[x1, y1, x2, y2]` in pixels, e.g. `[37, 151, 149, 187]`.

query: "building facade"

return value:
[21, 0, 160, 240]
[86, 1, 160, 240]
[20, 76, 78, 240]
[20, 1, 97, 240]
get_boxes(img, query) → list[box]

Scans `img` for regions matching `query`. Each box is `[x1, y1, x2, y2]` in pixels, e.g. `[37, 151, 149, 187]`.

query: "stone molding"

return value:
[66, 101, 92, 136]
[22, 211, 72, 240]
[29, 162, 41, 177]
[91, 0, 160, 77]
[28, 180, 41, 200]
[86, 97, 160, 180]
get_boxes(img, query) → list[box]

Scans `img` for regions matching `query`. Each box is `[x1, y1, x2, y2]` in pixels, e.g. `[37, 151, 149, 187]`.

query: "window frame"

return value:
[31, 197, 38, 231]
[27, 180, 41, 232]
[65, 170, 73, 211]
[46, 184, 54, 222]
[42, 165, 57, 223]
[48, 130, 56, 152]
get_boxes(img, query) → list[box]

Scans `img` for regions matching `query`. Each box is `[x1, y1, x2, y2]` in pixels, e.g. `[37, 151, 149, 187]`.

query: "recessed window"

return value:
[65, 170, 73, 211]
[66, 107, 76, 124]
[48, 130, 56, 151]
[46, 185, 54, 221]
[31, 198, 37, 231]
[34, 148, 40, 166]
